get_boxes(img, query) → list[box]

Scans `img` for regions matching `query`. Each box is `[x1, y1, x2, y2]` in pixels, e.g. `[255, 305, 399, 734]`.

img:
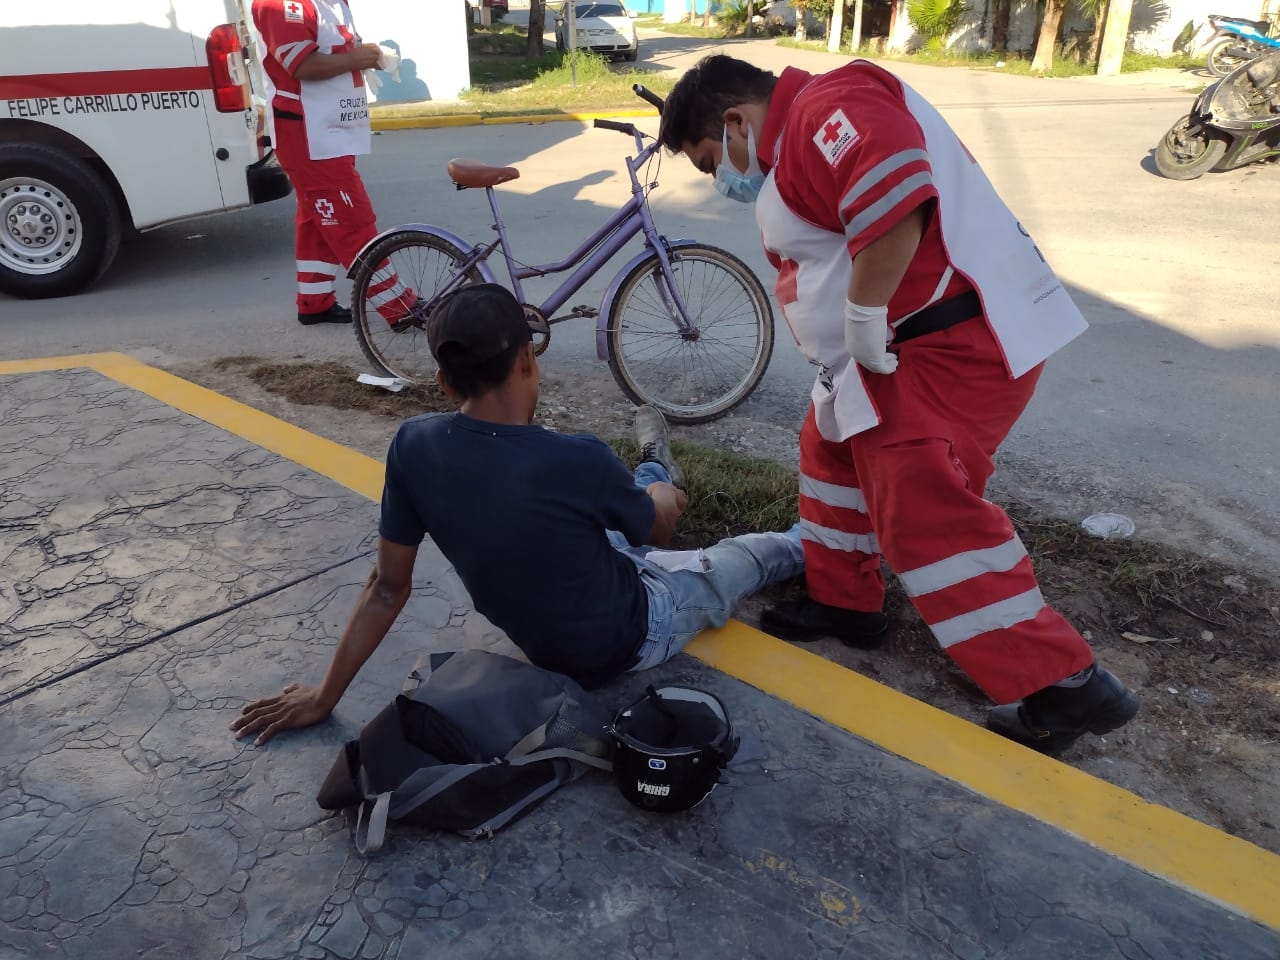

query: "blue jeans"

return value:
[609, 462, 805, 672]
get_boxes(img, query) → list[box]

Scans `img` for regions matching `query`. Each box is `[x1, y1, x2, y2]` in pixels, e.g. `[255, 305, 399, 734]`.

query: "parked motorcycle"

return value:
[1203, 13, 1280, 78]
[1155, 49, 1280, 180]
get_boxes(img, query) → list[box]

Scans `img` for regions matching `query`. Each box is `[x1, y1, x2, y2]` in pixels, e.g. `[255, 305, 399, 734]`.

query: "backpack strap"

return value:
[354, 792, 392, 855]
[506, 747, 613, 772]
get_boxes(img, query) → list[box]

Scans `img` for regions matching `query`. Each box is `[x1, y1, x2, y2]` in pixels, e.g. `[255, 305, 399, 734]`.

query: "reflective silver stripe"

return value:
[297, 260, 341, 277]
[898, 535, 1029, 598]
[894, 266, 955, 328]
[278, 41, 313, 71]
[799, 519, 879, 555]
[275, 89, 302, 101]
[799, 474, 867, 513]
[844, 171, 934, 241]
[368, 285, 408, 309]
[930, 587, 1046, 649]
[298, 280, 334, 294]
[839, 148, 928, 215]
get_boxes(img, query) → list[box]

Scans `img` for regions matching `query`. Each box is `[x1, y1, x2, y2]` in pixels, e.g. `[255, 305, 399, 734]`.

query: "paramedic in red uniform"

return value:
[659, 55, 1140, 756]
[252, 0, 414, 326]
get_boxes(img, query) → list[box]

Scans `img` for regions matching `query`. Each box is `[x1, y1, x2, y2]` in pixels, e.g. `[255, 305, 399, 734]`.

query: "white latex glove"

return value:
[376, 45, 401, 80]
[844, 299, 898, 375]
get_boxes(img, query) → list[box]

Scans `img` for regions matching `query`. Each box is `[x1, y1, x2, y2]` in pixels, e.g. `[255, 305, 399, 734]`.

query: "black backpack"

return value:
[316, 650, 614, 852]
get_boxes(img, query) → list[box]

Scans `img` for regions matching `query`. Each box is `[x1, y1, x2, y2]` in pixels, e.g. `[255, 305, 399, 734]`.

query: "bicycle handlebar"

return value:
[632, 83, 664, 115]
[594, 118, 638, 136]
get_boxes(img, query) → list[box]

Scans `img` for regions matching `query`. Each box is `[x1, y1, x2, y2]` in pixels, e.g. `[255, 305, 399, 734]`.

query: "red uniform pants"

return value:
[273, 118, 413, 321]
[798, 317, 1094, 704]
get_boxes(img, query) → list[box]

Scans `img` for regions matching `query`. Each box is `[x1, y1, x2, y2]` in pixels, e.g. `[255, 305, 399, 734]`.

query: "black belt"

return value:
[892, 290, 981, 345]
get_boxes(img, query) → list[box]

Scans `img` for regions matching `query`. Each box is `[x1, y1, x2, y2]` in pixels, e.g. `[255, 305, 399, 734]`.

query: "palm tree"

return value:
[793, 0, 810, 40]
[527, 0, 546, 57]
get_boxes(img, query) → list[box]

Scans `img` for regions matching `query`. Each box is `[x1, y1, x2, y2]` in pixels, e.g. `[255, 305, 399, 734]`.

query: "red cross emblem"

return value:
[284, 0, 304, 22]
[812, 109, 860, 166]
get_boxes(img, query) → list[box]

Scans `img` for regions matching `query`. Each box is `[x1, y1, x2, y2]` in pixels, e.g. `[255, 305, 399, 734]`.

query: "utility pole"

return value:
[1095, 0, 1133, 75]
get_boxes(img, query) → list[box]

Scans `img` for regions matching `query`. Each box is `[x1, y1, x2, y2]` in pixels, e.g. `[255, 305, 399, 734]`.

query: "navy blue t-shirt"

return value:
[379, 413, 656, 688]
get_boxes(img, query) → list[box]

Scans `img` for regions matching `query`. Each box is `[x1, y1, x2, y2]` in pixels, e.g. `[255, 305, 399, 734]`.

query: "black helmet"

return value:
[609, 686, 739, 813]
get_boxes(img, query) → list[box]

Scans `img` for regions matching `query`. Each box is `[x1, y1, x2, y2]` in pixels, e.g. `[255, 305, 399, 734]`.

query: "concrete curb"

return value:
[371, 107, 658, 132]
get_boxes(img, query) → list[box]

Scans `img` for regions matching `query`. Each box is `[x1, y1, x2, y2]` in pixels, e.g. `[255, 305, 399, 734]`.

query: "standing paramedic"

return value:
[658, 55, 1139, 756]
[252, 0, 415, 326]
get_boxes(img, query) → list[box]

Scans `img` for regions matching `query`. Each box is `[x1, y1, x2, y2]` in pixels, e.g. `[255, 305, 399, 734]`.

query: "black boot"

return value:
[298, 303, 352, 325]
[986, 666, 1140, 757]
[759, 598, 888, 649]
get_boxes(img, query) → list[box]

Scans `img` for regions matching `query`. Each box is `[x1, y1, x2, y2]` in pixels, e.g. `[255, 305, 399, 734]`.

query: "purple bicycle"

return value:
[347, 85, 774, 424]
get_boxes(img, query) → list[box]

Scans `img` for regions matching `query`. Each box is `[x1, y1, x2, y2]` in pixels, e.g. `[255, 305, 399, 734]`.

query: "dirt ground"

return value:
[173, 355, 1280, 858]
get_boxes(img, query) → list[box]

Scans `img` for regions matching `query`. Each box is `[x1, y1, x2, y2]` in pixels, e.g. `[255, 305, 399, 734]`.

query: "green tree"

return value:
[907, 0, 967, 50]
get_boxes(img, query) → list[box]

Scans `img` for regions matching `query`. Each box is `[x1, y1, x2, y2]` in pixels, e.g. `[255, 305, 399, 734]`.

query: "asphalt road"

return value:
[2, 35, 1277, 571]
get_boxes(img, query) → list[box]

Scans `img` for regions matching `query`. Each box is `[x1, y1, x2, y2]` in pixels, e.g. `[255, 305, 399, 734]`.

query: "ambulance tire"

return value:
[0, 143, 123, 299]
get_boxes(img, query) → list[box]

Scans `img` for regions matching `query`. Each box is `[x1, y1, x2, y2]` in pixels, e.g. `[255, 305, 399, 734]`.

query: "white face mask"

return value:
[714, 122, 765, 204]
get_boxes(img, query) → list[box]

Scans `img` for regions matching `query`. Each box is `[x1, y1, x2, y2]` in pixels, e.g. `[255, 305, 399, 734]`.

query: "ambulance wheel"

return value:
[0, 143, 122, 299]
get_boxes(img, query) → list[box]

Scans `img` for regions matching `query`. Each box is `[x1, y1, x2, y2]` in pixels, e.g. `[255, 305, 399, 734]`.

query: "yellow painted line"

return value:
[0, 353, 383, 502]
[371, 107, 656, 131]
[4, 350, 1279, 930]
[687, 622, 1280, 929]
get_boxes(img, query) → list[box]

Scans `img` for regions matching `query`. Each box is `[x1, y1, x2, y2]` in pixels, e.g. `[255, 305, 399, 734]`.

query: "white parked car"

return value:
[554, 2, 639, 61]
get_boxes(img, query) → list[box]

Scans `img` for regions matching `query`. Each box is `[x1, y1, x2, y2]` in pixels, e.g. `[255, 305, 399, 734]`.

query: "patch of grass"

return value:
[609, 438, 799, 546]
[1121, 50, 1199, 72]
[658, 20, 735, 38]
[775, 37, 1202, 77]
[468, 23, 529, 57]
[212, 357, 453, 418]
[458, 51, 675, 114]
[468, 51, 564, 86]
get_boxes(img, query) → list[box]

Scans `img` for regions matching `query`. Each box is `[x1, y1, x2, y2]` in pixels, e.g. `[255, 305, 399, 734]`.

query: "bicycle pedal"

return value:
[568, 304, 599, 318]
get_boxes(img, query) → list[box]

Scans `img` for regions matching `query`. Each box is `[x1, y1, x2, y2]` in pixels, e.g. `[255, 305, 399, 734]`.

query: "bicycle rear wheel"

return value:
[606, 244, 774, 424]
[351, 229, 483, 383]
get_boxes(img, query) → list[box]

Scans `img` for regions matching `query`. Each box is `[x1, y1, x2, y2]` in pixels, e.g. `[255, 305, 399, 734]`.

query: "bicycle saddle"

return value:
[448, 158, 520, 188]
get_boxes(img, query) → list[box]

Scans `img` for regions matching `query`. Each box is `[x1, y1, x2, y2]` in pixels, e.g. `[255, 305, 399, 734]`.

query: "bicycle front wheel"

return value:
[351, 229, 483, 383]
[606, 244, 774, 424]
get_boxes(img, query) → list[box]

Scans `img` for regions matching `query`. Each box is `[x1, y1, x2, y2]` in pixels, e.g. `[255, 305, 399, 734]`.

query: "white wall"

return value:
[357, 0, 471, 101]
[1128, 0, 1265, 55]
[805, 0, 1267, 57]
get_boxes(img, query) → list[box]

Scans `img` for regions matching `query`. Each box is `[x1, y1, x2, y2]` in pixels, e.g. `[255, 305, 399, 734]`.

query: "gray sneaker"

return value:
[634, 405, 686, 490]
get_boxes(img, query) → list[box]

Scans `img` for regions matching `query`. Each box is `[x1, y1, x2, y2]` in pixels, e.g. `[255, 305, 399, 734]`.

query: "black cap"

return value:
[427, 283, 532, 371]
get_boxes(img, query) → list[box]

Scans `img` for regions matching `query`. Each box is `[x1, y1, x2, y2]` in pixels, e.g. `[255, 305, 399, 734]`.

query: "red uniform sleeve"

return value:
[252, 0, 319, 76]
[795, 76, 939, 259]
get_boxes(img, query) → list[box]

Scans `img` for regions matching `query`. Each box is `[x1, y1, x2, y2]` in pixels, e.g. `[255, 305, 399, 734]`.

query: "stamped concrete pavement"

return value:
[2, 355, 1279, 960]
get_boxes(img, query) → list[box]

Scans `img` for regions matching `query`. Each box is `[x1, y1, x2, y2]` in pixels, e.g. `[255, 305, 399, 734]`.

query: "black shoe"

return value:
[986, 666, 1140, 757]
[389, 297, 428, 334]
[298, 303, 352, 325]
[759, 598, 889, 649]
[634, 404, 686, 490]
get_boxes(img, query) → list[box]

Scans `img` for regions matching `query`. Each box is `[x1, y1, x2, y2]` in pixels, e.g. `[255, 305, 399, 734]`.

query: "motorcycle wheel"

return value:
[1205, 36, 1252, 77]
[1154, 116, 1229, 180]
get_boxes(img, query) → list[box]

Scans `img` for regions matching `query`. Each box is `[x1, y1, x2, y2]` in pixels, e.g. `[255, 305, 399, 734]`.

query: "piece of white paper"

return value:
[646, 549, 711, 574]
[357, 373, 411, 393]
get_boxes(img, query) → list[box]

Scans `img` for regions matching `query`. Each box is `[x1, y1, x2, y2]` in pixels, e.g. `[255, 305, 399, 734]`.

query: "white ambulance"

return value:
[0, 0, 291, 299]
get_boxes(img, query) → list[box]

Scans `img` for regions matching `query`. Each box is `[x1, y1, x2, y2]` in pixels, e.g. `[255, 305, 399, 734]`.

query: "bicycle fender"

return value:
[595, 239, 695, 360]
[346, 224, 498, 283]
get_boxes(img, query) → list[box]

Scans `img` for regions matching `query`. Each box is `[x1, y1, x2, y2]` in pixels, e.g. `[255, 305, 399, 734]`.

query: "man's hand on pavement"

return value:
[231, 683, 332, 745]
